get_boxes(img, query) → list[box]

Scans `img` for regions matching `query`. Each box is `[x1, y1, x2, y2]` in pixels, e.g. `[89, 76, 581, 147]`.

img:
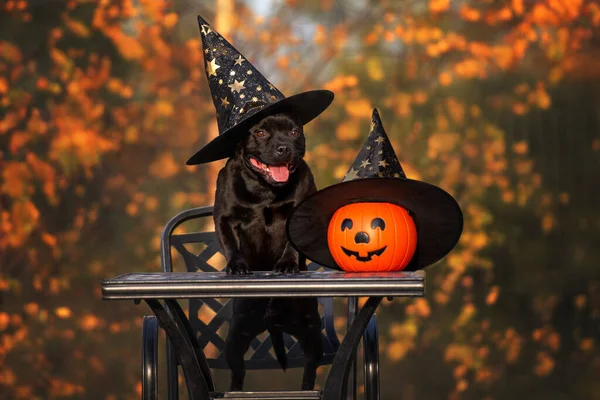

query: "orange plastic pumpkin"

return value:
[327, 202, 417, 272]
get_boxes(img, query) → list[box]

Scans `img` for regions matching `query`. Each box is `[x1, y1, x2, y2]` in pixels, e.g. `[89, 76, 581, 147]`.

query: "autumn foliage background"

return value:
[1, 0, 600, 398]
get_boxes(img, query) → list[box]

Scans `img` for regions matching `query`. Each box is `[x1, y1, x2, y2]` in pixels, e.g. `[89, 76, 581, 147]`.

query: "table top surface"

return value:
[101, 270, 425, 299]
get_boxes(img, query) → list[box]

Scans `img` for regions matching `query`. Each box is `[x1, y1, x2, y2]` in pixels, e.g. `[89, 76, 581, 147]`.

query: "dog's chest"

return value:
[233, 202, 294, 266]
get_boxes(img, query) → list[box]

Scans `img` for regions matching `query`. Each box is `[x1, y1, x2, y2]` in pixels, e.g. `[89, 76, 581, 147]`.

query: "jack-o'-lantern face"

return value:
[327, 202, 417, 272]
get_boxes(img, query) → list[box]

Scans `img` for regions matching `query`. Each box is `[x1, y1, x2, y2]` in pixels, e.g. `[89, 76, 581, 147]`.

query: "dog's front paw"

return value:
[226, 256, 252, 275]
[273, 260, 299, 274]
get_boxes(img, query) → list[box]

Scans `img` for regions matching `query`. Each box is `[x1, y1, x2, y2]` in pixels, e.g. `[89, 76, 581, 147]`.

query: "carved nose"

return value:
[276, 145, 289, 155]
[354, 232, 370, 244]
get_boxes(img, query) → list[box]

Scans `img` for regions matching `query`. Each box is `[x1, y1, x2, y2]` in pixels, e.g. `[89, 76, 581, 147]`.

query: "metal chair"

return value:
[140, 206, 380, 399]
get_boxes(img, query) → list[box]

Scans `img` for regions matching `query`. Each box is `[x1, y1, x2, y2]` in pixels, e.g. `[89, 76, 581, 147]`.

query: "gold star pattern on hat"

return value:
[343, 168, 360, 181]
[206, 58, 220, 77]
[228, 80, 246, 93]
[196, 15, 286, 135]
[340, 108, 407, 182]
[201, 24, 212, 35]
[234, 55, 245, 66]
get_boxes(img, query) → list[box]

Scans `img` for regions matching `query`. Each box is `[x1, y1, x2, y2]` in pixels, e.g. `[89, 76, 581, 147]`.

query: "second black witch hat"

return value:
[287, 108, 463, 271]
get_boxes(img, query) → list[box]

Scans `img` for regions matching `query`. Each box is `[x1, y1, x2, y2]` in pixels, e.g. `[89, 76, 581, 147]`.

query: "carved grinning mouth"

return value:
[248, 157, 295, 183]
[341, 246, 387, 262]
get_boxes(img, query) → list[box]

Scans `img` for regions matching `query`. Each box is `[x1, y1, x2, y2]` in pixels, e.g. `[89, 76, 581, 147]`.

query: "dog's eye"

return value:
[371, 217, 385, 231]
[290, 129, 300, 137]
[341, 218, 353, 231]
[255, 130, 266, 137]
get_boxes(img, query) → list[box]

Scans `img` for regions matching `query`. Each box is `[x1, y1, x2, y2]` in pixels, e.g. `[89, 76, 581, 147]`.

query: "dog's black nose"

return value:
[276, 145, 289, 155]
[354, 232, 370, 244]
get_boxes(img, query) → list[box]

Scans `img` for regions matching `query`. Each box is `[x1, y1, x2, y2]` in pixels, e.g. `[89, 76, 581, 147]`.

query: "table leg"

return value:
[166, 340, 178, 400]
[347, 297, 358, 400]
[145, 299, 211, 400]
[164, 299, 215, 392]
[323, 297, 383, 400]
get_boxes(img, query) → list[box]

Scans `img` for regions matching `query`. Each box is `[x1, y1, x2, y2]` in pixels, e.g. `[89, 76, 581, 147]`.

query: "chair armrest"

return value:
[142, 316, 159, 400]
[161, 206, 214, 272]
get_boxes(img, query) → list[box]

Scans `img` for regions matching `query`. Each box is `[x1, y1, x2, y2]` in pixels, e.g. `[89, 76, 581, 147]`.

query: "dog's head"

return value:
[238, 113, 306, 186]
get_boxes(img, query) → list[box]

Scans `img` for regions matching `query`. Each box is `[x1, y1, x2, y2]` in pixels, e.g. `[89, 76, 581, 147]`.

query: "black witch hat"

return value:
[186, 16, 334, 165]
[287, 108, 463, 271]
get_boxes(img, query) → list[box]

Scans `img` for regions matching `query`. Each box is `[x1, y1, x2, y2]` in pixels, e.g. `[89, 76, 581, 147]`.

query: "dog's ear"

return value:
[234, 139, 247, 157]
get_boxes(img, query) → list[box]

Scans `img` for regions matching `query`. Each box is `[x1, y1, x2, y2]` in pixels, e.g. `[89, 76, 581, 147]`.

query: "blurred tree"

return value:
[0, 0, 215, 397]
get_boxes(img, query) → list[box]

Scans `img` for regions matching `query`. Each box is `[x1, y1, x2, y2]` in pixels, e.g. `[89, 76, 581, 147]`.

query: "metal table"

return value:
[102, 270, 425, 400]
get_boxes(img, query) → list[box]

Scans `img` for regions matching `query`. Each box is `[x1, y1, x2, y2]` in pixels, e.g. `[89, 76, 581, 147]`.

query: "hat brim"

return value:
[186, 89, 334, 165]
[286, 177, 463, 271]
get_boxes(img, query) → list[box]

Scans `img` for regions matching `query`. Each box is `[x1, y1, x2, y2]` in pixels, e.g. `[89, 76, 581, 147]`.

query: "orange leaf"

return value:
[110, 31, 145, 60]
[512, 0, 524, 15]
[23, 302, 39, 316]
[79, 314, 101, 331]
[55, 307, 72, 319]
[460, 5, 481, 21]
[344, 98, 372, 118]
[42, 232, 57, 247]
[439, 71, 453, 86]
[429, 0, 450, 13]
[512, 141, 528, 155]
[149, 152, 179, 179]
[162, 13, 178, 29]
[414, 298, 431, 317]
[314, 25, 327, 45]
[0, 40, 23, 63]
[536, 88, 551, 109]
[492, 46, 513, 69]
[2, 162, 32, 198]
[0, 77, 7, 94]
[154, 100, 174, 117]
[535, 352, 555, 376]
[9, 131, 31, 154]
[541, 213, 555, 232]
[394, 93, 412, 117]
[580, 338, 594, 351]
[277, 56, 289, 70]
[512, 102, 528, 115]
[412, 90, 428, 105]
[9, 200, 40, 246]
[64, 16, 90, 37]
[335, 119, 361, 141]
[0, 312, 9, 330]
[486, 286, 500, 305]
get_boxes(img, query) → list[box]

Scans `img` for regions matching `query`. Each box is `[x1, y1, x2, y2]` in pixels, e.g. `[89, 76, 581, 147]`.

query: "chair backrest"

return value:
[161, 206, 341, 369]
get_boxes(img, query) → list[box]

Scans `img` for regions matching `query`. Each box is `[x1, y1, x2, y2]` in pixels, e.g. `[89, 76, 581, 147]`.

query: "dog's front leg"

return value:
[273, 241, 300, 274]
[216, 216, 252, 275]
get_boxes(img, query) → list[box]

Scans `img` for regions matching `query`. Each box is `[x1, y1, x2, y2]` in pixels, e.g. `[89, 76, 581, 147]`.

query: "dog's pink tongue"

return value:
[269, 165, 289, 182]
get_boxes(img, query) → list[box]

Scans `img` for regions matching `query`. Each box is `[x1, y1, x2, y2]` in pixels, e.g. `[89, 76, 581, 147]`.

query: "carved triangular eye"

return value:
[341, 219, 353, 231]
[371, 217, 385, 231]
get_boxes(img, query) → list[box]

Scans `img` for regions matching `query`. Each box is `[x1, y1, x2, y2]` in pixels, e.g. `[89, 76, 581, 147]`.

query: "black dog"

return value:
[213, 113, 323, 391]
